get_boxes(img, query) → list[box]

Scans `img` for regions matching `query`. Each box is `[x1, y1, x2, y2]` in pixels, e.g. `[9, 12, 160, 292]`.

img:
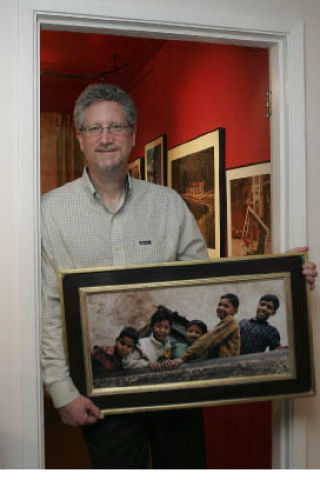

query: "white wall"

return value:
[0, 0, 22, 469]
[1, 0, 319, 469]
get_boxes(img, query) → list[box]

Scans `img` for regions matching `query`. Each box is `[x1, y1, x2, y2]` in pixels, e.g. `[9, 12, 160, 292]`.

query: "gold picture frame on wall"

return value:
[167, 128, 226, 258]
[59, 253, 313, 415]
[226, 162, 271, 257]
[128, 157, 145, 180]
[144, 134, 167, 185]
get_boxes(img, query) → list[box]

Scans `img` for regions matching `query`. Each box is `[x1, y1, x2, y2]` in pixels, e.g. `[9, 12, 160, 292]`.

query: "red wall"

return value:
[131, 41, 270, 169]
[130, 40, 272, 469]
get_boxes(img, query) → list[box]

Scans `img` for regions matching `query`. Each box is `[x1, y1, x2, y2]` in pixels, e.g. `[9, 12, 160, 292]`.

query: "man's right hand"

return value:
[58, 395, 104, 427]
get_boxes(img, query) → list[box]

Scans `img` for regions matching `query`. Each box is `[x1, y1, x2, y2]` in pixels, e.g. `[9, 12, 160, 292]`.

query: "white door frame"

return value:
[18, 0, 307, 468]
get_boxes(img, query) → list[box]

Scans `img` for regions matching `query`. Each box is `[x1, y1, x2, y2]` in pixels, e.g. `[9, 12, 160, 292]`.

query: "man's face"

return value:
[115, 335, 135, 357]
[255, 299, 276, 322]
[186, 324, 204, 345]
[77, 100, 136, 175]
[152, 320, 171, 343]
[216, 298, 237, 320]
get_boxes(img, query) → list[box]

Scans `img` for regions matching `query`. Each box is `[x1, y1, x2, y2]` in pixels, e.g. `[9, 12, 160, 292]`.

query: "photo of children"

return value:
[80, 275, 291, 391]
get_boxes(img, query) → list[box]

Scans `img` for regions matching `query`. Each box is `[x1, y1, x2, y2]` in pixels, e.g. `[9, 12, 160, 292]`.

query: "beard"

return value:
[93, 147, 127, 173]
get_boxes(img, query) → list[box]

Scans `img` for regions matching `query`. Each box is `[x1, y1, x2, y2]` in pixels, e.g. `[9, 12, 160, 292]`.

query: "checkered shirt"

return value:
[41, 168, 208, 408]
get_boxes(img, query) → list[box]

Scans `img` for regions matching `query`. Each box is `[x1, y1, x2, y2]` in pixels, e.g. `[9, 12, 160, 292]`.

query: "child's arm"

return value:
[148, 361, 162, 371]
[123, 346, 164, 371]
[122, 347, 149, 369]
[167, 358, 184, 368]
[181, 316, 239, 362]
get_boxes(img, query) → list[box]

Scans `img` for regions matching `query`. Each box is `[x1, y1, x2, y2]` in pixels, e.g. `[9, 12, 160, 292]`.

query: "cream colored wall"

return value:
[0, 0, 22, 469]
[1, 0, 319, 469]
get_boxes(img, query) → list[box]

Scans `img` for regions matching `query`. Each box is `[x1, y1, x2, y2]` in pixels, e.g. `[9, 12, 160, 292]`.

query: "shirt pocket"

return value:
[133, 228, 178, 264]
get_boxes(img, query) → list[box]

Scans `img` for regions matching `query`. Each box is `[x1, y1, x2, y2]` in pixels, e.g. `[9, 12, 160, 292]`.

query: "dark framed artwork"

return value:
[144, 134, 167, 185]
[59, 253, 313, 415]
[226, 162, 271, 257]
[167, 128, 226, 258]
[128, 157, 145, 180]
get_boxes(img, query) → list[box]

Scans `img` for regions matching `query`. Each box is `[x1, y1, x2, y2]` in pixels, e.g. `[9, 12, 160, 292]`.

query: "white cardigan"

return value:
[123, 334, 171, 368]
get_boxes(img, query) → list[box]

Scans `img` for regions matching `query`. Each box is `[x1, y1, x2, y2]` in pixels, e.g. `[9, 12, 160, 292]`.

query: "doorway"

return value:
[41, 29, 272, 469]
[18, 2, 307, 468]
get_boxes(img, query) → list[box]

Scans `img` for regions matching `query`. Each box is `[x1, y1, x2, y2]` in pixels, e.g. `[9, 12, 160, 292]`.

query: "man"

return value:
[41, 83, 317, 469]
[41, 83, 208, 468]
[239, 294, 281, 354]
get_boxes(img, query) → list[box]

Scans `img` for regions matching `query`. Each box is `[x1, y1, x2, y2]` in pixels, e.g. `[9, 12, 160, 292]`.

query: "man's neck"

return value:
[89, 167, 127, 212]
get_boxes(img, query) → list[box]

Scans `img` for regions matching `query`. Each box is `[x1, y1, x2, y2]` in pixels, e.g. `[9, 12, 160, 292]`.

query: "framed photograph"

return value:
[59, 253, 313, 415]
[167, 128, 226, 258]
[128, 157, 145, 180]
[144, 134, 167, 185]
[226, 162, 271, 257]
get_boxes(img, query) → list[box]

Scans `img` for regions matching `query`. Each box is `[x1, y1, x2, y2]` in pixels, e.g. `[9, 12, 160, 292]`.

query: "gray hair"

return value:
[73, 83, 137, 131]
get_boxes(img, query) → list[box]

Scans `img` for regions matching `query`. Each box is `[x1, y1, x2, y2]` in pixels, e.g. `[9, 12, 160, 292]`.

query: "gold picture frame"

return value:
[167, 128, 225, 258]
[128, 156, 145, 180]
[226, 162, 271, 257]
[144, 134, 167, 185]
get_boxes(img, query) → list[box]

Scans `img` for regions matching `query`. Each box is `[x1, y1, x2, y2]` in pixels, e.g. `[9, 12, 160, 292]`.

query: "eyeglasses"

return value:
[81, 123, 133, 137]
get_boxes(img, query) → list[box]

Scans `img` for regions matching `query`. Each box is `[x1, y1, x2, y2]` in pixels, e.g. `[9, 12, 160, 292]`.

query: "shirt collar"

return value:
[251, 317, 268, 324]
[125, 173, 132, 194]
[81, 166, 96, 195]
[81, 166, 132, 197]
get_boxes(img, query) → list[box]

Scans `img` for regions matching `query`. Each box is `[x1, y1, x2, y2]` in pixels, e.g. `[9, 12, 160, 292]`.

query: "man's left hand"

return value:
[288, 246, 317, 290]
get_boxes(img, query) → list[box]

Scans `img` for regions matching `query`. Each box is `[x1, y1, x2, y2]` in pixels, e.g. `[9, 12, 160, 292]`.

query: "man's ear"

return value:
[132, 126, 137, 147]
[76, 131, 84, 152]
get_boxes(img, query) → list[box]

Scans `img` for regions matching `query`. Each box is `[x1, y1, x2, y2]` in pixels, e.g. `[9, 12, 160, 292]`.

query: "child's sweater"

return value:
[123, 334, 171, 368]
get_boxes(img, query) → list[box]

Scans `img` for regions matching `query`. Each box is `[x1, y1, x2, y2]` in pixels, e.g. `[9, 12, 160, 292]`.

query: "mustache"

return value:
[95, 146, 119, 153]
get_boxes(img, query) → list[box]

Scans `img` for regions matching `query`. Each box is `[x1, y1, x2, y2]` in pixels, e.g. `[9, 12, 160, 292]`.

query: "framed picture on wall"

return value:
[59, 253, 313, 415]
[226, 162, 271, 257]
[144, 134, 167, 185]
[128, 157, 145, 180]
[167, 128, 226, 258]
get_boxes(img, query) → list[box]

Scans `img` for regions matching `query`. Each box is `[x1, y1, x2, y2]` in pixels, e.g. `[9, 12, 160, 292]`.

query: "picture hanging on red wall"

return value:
[226, 162, 271, 257]
[144, 134, 167, 185]
[167, 128, 226, 258]
[128, 157, 145, 180]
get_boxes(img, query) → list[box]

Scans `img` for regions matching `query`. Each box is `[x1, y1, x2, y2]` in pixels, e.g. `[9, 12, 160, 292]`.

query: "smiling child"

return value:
[172, 293, 240, 367]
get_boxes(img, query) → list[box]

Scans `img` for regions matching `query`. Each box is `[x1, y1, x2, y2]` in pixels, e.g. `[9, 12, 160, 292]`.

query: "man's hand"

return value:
[288, 246, 318, 290]
[58, 395, 104, 427]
